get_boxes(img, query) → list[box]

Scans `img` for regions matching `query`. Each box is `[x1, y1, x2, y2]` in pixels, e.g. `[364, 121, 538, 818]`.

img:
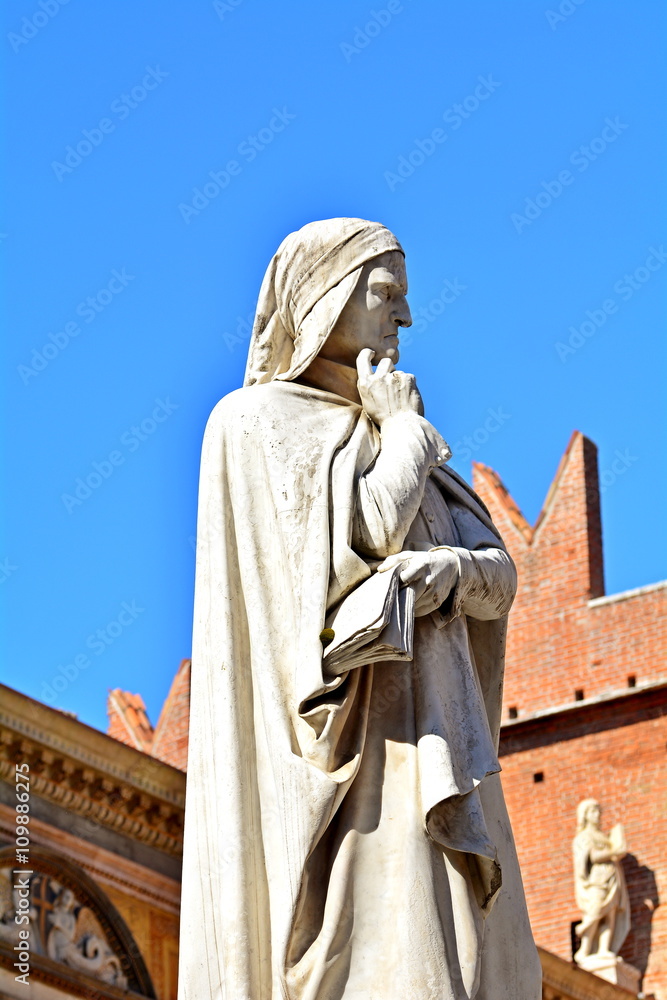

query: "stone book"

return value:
[323, 566, 415, 673]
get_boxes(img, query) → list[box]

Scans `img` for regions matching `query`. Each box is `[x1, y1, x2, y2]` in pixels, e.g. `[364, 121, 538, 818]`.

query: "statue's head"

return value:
[244, 218, 410, 385]
[319, 249, 411, 368]
[576, 798, 601, 831]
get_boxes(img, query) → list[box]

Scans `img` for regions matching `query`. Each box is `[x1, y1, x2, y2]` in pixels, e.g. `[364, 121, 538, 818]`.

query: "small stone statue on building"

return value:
[573, 799, 638, 991]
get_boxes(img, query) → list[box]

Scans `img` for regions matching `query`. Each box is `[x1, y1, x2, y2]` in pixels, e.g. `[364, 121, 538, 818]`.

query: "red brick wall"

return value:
[106, 689, 154, 752]
[499, 692, 667, 998]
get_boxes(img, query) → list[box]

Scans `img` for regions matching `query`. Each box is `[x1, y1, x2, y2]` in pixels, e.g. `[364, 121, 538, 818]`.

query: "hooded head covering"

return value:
[244, 218, 403, 386]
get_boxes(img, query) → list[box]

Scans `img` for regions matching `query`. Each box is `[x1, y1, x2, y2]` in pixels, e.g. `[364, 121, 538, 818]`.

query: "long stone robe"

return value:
[178, 378, 541, 1000]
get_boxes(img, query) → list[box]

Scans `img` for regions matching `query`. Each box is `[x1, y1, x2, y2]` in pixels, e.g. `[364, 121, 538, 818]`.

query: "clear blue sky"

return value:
[2, 0, 665, 732]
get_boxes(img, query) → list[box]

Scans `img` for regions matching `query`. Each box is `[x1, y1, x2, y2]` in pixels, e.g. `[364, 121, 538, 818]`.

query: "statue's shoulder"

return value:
[206, 381, 346, 440]
[206, 382, 284, 425]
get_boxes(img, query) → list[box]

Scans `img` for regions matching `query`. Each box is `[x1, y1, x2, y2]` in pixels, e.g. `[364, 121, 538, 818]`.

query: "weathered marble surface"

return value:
[179, 219, 541, 999]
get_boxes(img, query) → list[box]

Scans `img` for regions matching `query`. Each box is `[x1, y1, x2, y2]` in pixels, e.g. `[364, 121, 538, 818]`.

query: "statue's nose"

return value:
[395, 296, 412, 328]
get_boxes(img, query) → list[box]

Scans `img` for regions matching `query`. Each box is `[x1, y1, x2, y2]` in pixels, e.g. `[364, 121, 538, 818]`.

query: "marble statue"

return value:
[573, 799, 630, 966]
[178, 218, 541, 999]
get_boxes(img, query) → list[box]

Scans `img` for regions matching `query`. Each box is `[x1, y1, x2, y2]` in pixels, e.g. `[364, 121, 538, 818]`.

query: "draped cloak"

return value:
[178, 220, 541, 1000]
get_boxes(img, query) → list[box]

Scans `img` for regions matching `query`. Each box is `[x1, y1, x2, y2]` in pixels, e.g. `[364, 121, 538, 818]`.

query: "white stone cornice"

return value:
[0, 685, 185, 856]
[0, 684, 185, 805]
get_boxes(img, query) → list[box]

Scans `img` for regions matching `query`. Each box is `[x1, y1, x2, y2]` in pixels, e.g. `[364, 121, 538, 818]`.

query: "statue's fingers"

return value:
[399, 563, 422, 585]
[356, 348, 375, 380]
[377, 554, 401, 573]
[375, 357, 395, 377]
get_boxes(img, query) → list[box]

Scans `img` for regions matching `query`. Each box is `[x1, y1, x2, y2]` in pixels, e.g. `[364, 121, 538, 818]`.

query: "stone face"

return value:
[178, 219, 541, 999]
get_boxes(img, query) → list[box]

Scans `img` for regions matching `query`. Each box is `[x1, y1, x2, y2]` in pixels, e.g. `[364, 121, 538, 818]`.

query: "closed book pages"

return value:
[323, 567, 415, 674]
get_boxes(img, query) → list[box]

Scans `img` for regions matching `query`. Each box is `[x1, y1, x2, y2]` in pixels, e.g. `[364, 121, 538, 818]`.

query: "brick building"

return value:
[474, 431, 666, 998]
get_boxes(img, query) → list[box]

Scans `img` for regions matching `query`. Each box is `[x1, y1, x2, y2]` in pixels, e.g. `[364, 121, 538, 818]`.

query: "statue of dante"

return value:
[179, 219, 541, 999]
[573, 799, 630, 966]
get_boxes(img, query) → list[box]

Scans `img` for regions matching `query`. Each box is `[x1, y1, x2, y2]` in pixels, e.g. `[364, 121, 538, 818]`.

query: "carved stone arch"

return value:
[0, 845, 156, 998]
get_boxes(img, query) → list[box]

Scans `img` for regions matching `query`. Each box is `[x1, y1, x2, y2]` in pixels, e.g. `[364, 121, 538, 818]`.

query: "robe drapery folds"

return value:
[179, 220, 541, 1000]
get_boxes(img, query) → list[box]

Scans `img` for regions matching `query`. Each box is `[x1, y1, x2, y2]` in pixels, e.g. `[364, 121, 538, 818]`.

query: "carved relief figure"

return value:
[179, 219, 541, 999]
[573, 799, 630, 964]
[47, 884, 127, 987]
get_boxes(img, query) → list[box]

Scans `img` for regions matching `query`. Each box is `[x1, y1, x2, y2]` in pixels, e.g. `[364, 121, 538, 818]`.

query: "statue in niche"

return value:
[46, 884, 127, 988]
[573, 799, 630, 965]
[179, 218, 541, 999]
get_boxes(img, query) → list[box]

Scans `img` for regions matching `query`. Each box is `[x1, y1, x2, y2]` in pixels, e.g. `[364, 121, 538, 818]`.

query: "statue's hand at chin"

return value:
[356, 348, 424, 424]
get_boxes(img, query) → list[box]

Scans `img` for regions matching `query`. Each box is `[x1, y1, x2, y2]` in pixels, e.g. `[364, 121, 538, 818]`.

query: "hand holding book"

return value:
[377, 547, 460, 615]
[323, 566, 415, 674]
